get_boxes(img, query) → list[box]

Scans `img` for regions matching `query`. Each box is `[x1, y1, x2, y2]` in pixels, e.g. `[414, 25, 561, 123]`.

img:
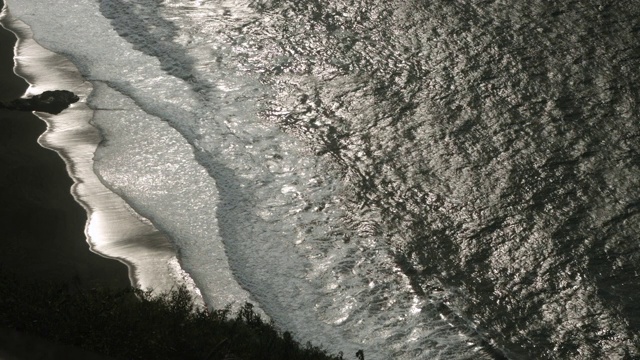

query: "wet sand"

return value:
[0, 7, 129, 289]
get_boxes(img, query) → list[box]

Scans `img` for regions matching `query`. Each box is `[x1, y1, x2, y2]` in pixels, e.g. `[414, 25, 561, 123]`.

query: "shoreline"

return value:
[0, 1, 195, 297]
[0, 2, 129, 288]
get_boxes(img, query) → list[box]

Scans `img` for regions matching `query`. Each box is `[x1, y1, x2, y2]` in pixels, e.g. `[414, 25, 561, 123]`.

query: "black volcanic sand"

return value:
[0, 11, 129, 289]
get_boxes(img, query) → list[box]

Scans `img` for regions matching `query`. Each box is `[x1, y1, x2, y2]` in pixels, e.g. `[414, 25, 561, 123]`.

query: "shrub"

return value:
[0, 268, 356, 360]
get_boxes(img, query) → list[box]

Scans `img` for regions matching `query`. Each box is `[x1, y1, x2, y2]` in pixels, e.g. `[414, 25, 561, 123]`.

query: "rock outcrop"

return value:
[0, 90, 79, 114]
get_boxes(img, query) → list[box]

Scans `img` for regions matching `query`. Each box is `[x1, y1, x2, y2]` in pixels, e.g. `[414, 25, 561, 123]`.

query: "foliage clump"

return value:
[0, 269, 357, 359]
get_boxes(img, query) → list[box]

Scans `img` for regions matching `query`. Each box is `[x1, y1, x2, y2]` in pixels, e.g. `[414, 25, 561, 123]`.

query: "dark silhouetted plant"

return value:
[0, 268, 362, 360]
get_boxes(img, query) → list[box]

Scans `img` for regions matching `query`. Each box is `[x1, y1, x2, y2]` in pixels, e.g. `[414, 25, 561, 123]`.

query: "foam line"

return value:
[0, 3, 192, 297]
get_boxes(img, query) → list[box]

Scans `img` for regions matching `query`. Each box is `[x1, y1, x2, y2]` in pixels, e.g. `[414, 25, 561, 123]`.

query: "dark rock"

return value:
[0, 90, 79, 114]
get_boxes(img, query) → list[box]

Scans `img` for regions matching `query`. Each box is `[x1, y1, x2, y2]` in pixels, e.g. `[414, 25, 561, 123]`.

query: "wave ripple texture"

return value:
[7, 0, 640, 358]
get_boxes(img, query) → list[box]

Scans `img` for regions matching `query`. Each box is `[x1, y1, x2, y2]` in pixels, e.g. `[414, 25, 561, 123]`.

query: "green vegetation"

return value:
[0, 269, 360, 359]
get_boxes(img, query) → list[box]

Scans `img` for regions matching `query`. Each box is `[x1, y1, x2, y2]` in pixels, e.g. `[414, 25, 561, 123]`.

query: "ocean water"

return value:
[4, 0, 640, 358]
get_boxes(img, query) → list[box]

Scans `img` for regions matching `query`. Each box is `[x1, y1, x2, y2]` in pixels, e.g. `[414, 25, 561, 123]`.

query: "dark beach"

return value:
[0, 6, 129, 289]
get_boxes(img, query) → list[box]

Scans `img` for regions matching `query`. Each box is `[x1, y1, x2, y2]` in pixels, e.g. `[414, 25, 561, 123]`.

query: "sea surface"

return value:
[4, 0, 640, 358]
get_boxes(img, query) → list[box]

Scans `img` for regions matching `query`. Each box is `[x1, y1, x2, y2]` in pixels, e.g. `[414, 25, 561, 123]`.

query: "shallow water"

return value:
[5, 0, 640, 358]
